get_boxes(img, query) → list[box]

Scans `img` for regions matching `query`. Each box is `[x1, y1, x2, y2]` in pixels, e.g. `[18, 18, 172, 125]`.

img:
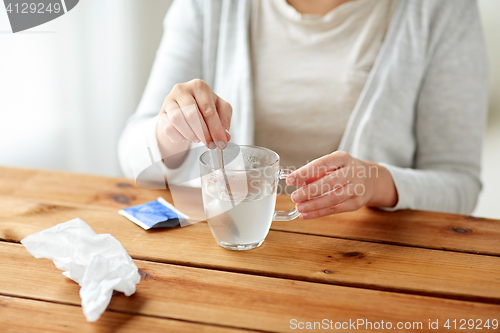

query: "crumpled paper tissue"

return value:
[21, 218, 141, 322]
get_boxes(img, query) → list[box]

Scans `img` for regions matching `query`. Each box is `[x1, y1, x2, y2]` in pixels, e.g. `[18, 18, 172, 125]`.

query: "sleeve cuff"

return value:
[377, 163, 413, 212]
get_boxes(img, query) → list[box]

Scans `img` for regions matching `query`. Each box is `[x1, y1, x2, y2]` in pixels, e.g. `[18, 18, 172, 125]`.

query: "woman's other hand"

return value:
[286, 151, 398, 219]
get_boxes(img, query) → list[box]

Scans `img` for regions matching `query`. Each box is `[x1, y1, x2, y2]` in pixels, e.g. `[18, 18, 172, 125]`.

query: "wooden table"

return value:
[1, 166, 500, 332]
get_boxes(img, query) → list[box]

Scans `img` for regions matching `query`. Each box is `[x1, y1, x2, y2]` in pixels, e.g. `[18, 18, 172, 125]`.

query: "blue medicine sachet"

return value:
[118, 197, 189, 230]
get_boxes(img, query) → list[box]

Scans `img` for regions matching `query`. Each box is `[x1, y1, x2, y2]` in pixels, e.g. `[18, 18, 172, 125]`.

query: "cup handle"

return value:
[273, 168, 301, 221]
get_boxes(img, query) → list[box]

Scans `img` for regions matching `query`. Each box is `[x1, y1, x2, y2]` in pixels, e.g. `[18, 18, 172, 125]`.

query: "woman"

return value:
[119, 0, 488, 218]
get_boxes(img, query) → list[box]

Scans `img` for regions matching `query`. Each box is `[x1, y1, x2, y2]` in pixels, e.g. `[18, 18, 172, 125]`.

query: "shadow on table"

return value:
[102, 290, 147, 333]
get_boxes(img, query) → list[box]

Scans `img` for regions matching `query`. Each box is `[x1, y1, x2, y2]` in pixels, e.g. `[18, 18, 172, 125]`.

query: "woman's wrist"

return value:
[364, 161, 398, 208]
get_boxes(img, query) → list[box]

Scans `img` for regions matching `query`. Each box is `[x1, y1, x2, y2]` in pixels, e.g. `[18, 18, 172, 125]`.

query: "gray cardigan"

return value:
[118, 0, 488, 215]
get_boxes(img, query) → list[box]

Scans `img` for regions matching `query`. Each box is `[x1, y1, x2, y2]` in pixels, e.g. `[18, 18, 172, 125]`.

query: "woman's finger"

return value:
[174, 95, 212, 147]
[295, 184, 351, 213]
[291, 167, 353, 203]
[192, 83, 228, 149]
[213, 93, 233, 133]
[166, 102, 200, 143]
[158, 112, 185, 143]
[287, 151, 351, 187]
[300, 197, 360, 219]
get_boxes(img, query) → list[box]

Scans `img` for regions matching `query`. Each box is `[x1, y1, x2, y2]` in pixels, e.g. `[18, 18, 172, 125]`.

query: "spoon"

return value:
[217, 147, 235, 208]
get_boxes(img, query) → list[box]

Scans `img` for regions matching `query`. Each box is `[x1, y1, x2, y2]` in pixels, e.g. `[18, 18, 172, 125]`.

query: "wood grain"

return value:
[1, 195, 500, 304]
[0, 166, 167, 210]
[0, 295, 248, 333]
[1, 166, 499, 256]
[2, 242, 500, 333]
[273, 196, 500, 255]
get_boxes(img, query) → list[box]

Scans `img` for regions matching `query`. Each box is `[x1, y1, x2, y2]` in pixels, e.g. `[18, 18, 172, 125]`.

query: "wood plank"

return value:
[273, 196, 500, 256]
[0, 166, 168, 211]
[2, 166, 500, 256]
[2, 242, 500, 333]
[1, 196, 500, 304]
[0, 167, 37, 195]
[0, 295, 248, 333]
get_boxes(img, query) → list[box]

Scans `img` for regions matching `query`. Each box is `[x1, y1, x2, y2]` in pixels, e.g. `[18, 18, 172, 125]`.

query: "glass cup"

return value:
[199, 144, 300, 250]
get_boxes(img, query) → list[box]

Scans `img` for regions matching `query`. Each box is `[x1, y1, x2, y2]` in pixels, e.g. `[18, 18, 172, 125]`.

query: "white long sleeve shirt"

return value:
[118, 0, 488, 215]
[252, 0, 396, 169]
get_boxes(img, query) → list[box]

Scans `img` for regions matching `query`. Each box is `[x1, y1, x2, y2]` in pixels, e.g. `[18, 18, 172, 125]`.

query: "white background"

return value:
[0, 0, 498, 218]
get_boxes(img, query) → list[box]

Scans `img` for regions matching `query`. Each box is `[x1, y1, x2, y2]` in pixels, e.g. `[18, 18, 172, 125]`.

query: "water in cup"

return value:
[202, 172, 277, 249]
[199, 145, 299, 250]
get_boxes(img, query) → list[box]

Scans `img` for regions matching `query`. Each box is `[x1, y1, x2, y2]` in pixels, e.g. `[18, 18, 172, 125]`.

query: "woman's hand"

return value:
[157, 79, 232, 149]
[286, 151, 398, 219]
[156, 79, 232, 168]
